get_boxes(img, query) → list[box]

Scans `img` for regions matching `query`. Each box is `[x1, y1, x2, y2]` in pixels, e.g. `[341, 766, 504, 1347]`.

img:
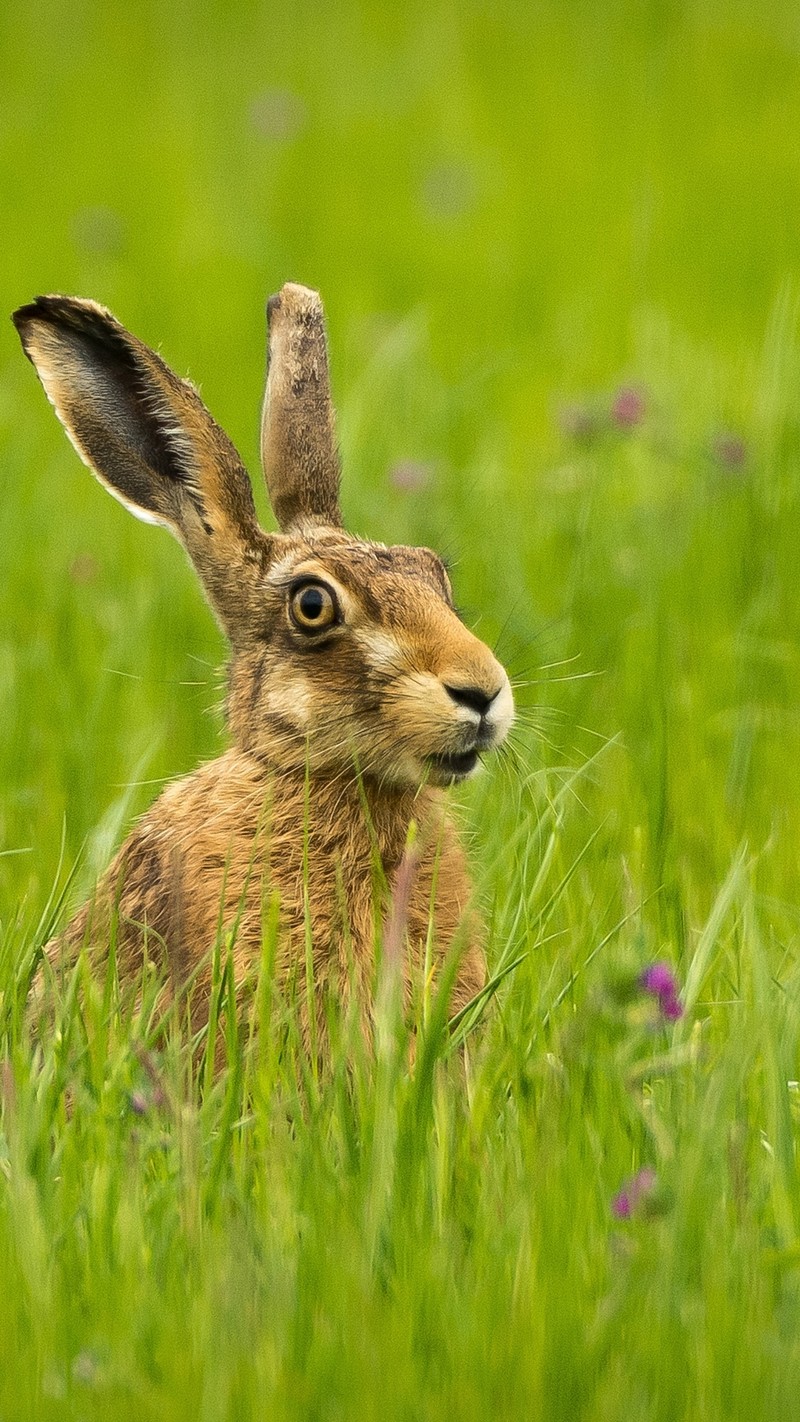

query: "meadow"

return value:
[3, 1, 800, 1416]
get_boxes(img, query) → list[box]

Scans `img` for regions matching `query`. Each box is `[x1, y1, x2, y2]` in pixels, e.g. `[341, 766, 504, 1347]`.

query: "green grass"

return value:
[4, 0, 800, 1415]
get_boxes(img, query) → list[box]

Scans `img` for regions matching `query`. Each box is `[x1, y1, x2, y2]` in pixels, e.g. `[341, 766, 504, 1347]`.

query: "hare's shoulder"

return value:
[151, 747, 273, 850]
[43, 751, 270, 976]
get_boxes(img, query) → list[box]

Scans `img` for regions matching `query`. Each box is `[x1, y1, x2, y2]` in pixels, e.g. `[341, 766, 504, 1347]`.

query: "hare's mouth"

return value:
[426, 748, 480, 783]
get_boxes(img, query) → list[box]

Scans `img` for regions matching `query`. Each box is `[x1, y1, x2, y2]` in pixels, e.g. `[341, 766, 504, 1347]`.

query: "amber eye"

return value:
[289, 580, 339, 634]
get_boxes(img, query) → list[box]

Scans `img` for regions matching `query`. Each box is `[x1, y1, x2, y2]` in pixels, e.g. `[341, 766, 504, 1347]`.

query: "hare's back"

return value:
[46, 750, 271, 990]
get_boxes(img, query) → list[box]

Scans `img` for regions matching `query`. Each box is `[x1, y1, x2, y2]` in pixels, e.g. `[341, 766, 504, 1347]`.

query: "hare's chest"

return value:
[258, 800, 388, 958]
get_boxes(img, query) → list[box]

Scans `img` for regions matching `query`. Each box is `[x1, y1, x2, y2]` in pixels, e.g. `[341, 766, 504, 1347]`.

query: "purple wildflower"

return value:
[639, 961, 677, 998]
[130, 1090, 149, 1117]
[611, 385, 646, 429]
[612, 1166, 657, 1219]
[661, 994, 683, 1021]
[711, 431, 747, 472]
[639, 960, 683, 1021]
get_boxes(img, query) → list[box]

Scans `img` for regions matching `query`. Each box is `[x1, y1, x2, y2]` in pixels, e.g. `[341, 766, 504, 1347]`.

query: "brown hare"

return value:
[13, 284, 514, 1044]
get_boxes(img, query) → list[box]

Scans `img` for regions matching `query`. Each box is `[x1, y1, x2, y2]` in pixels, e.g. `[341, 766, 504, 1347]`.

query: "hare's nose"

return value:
[443, 682, 501, 717]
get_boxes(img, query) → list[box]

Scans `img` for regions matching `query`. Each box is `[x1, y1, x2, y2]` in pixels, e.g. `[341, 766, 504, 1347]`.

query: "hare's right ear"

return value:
[261, 283, 342, 531]
[12, 295, 271, 645]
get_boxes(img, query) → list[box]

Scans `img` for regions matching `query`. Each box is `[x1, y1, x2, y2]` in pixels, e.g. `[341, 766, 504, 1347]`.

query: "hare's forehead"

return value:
[267, 540, 453, 618]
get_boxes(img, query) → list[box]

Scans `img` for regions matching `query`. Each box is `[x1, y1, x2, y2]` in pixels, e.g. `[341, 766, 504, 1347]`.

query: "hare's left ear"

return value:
[13, 295, 272, 645]
[260, 283, 342, 532]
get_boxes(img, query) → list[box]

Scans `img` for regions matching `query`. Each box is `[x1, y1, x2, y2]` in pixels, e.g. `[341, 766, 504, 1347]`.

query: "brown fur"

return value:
[13, 284, 514, 1049]
[261, 284, 342, 532]
[56, 755, 482, 1041]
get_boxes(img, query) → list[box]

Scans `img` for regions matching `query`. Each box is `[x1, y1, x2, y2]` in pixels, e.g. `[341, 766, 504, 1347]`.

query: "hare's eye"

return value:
[289, 580, 339, 634]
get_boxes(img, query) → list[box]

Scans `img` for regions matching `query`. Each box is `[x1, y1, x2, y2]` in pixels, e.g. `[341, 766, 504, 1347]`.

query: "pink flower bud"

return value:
[611, 385, 646, 428]
[639, 961, 683, 1020]
[612, 1166, 657, 1219]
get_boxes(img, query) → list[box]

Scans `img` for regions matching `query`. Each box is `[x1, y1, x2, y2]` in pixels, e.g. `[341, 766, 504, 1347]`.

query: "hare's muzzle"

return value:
[425, 669, 514, 783]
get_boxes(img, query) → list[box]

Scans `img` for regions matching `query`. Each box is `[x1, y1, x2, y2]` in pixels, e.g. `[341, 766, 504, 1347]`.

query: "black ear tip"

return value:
[12, 295, 79, 340]
[11, 300, 52, 358]
[13, 293, 120, 332]
[11, 298, 44, 333]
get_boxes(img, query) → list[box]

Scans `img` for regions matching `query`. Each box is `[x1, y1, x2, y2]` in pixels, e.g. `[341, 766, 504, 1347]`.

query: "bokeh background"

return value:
[4, 0, 800, 939]
[5, 4, 800, 1416]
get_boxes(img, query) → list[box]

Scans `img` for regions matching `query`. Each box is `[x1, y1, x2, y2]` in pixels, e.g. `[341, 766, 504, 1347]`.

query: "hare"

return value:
[13, 284, 514, 1044]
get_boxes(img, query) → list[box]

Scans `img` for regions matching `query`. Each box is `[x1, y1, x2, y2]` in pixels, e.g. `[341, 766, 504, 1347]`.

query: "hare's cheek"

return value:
[381, 674, 449, 748]
[354, 627, 408, 677]
[266, 676, 313, 731]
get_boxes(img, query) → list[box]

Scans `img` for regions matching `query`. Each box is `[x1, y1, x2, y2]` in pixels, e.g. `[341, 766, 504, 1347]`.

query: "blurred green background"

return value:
[4, 3, 800, 1417]
[4, 0, 800, 933]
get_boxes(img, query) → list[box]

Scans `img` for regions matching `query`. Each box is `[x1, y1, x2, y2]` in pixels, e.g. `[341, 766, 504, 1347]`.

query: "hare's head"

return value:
[13, 285, 513, 786]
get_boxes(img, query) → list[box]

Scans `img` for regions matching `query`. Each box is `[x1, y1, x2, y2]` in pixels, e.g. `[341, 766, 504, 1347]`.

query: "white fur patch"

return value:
[486, 676, 515, 744]
[268, 551, 304, 584]
[268, 677, 312, 727]
[355, 627, 406, 673]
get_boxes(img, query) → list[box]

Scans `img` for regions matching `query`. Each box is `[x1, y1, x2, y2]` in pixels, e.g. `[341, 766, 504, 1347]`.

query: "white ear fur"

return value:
[31, 338, 175, 531]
